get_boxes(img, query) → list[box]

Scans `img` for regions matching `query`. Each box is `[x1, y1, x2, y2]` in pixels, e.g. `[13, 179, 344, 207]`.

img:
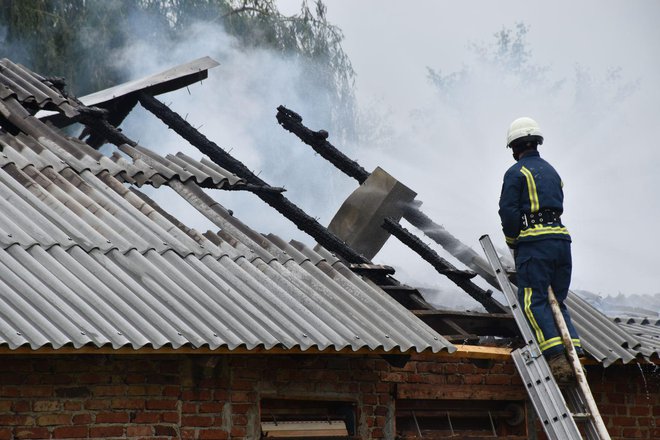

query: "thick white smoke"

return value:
[99, 3, 658, 310]
[321, 2, 660, 307]
[111, 20, 356, 242]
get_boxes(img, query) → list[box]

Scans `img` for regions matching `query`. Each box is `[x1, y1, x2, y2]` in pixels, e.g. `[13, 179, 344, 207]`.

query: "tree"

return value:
[0, 0, 355, 136]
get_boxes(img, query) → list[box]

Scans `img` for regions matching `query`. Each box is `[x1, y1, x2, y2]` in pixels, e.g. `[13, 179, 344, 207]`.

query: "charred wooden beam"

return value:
[276, 105, 370, 183]
[216, 182, 286, 194]
[382, 218, 507, 314]
[79, 96, 138, 149]
[75, 106, 138, 147]
[413, 309, 518, 339]
[136, 92, 370, 265]
[276, 105, 503, 290]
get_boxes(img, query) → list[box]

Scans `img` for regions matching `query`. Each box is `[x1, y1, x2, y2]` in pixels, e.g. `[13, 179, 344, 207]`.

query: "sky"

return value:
[275, 0, 660, 300]
[113, 1, 659, 308]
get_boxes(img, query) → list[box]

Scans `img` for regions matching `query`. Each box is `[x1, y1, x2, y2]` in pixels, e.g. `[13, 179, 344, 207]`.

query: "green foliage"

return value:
[0, 0, 355, 134]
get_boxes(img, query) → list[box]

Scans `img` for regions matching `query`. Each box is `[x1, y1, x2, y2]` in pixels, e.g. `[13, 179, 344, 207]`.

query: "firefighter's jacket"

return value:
[498, 150, 571, 249]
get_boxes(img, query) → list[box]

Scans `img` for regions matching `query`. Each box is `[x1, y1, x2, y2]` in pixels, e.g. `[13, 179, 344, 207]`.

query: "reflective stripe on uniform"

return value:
[518, 224, 570, 238]
[520, 166, 539, 213]
[505, 236, 517, 245]
[539, 336, 582, 352]
[524, 287, 545, 343]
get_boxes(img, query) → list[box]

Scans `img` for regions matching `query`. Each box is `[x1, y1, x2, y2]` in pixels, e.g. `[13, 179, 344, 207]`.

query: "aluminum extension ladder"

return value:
[479, 235, 610, 440]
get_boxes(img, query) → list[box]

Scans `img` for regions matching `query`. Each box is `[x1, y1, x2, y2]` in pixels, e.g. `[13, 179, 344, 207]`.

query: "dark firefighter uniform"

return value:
[498, 150, 581, 358]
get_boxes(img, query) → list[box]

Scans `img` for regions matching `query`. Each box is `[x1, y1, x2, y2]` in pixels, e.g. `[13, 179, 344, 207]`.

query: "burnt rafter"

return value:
[135, 92, 370, 265]
[382, 218, 507, 314]
[276, 105, 370, 184]
[276, 105, 504, 291]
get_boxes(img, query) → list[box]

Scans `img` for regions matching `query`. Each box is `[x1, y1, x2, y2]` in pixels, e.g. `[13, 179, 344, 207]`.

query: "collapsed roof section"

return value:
[0, 58, 452, 355]
[276, 105, 658, 367]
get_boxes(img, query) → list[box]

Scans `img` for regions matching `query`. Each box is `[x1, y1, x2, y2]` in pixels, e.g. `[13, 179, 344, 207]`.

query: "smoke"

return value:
[88, 3, 660, 305]
[333, 10, 660, 301]
[108, 18, 356, 243]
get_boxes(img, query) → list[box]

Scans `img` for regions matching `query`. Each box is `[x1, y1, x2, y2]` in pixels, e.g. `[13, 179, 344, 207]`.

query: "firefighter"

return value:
[498, 117, 583, 382]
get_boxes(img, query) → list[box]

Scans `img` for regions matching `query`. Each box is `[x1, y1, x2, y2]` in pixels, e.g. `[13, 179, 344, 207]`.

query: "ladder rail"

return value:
[479, 234, 610, 440]
[548, 286, 611, 439]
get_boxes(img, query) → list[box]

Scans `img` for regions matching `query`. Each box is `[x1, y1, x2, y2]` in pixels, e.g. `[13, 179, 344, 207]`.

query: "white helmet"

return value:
[506, 117, 543, 148]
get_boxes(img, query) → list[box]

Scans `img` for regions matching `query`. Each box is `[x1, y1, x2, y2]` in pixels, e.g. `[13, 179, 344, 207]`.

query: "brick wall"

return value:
[585, 363, 659, 439]
[0, 354, 657, 439]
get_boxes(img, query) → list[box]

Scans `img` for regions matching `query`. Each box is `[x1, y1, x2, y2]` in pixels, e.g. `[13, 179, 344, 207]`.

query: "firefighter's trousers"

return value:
[515, 239, 581, 358]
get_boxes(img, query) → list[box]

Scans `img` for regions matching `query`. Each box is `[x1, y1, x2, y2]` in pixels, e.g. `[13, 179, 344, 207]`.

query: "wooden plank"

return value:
[397, 384, 526, 401]
[261, 421, 348, 437]
[0, 344, 512, 360]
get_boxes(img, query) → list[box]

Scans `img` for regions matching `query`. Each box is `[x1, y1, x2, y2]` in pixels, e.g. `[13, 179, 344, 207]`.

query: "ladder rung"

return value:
[571, 412, 592, 421]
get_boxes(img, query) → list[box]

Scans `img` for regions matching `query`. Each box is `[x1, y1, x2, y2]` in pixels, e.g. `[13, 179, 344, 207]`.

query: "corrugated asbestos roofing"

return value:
[613, 317, 660, 361]
[0, 59, 451, 355]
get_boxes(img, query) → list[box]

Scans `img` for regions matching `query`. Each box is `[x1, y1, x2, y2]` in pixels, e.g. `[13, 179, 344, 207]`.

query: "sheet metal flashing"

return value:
[79, 56, 219, 108]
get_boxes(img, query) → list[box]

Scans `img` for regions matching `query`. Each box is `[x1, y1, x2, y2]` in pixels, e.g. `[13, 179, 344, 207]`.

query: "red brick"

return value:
[11, 401, 30, 412]
[52, 426, 88, 438]
[463, 374, 484, 385]
[230, 426, 246, 437]
[0, 415, 33, 426]
[380, 372, 405, 382]
[155, 425, 178, 436]
[0, 429, 10, 440]
[629, 405, 651, 416]
[96, 411, 130, 423]
[111, 398, 145, 409]
[485, 374, 511, 385]
[233, 414, 248, 426]
[0, 401, 11, 411]
[182, 415, 215, 427]
[127, 425, 153, 436]
[14, 428, 50, 439]
[64, 401, 83, 411]
[20, 386, 53, 397]
[230, 391, 255, 403]
[94, 385, 126, 396]
[72, 413, 92, 425]
[181, 389, 212, 400]
[146, 399, 178, 410]
[33, 400, 60, 412]
[183, 402, 198, 413]
[85, 399, 111, 410]
[199, 428, 229, 439]
[37, 414, 72, 426]
[89, 425, 125, 437]
[230, 403, 251, 415]
[162, 411, 180, 423]
[132, 411, 161, 423]
[199, 402, 224, 413]
[163, 385, 180, 397]
[621, 427, 644, 438]
[612, 416, 636, 426]
[375, 406, 388, 416]
[181, 428, 196, 439]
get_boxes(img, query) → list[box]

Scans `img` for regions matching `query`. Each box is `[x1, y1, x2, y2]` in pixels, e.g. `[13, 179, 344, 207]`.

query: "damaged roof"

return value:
[0, 58, 451, 355]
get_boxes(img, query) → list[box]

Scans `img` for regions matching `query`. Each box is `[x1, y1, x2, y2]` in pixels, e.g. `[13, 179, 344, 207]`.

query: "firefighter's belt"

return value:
[521, 209, 561, 229]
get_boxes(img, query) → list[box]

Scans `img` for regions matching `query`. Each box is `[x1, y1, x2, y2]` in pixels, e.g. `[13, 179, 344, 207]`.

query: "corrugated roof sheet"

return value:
[0, 60, 452, 355]
[612, 317, 660, 361]
[0, 58, 78, 118]
[566, 294, 644, 366]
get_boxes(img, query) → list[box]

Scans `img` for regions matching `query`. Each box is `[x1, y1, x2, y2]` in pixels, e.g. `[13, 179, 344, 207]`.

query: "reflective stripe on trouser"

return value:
[516, 239, 581, 358]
